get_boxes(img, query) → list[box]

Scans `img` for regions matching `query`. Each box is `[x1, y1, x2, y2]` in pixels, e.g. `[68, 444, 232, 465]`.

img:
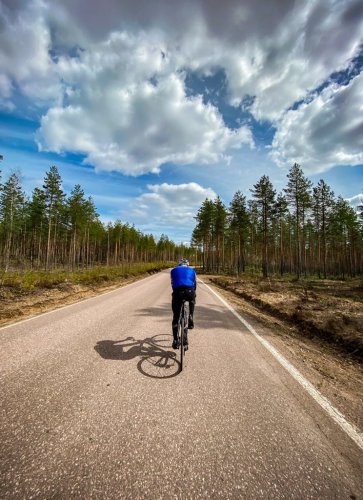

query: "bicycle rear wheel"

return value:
[183, 302, 189, 348]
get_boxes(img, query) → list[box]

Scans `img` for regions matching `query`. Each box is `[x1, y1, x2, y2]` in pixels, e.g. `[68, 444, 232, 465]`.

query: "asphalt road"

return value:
[1, 270, 362, 499]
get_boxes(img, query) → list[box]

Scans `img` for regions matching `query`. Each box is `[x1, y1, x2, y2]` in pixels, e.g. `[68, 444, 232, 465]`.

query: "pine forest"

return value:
[1, 163, 362, 280]
[192, 163, 363, 279]
[0, 165, 193, 273]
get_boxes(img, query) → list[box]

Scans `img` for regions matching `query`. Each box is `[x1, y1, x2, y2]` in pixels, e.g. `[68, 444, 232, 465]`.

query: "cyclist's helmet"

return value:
[178, 258, 189, 266]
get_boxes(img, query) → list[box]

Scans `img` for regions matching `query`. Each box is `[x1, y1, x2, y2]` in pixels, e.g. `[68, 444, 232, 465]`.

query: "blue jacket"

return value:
[171, 266, 197, 290]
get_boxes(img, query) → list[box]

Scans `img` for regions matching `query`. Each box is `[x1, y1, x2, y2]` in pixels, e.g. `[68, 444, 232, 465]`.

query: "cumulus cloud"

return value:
[37, 34, 253, 175]
[221, 1, 363, 121]
[0, 1, 61, 106]
[130, 182, 217, 227]
[270, 72, 363, 174]
[2, 0, 363, 175]
[66, 0, 360, 123]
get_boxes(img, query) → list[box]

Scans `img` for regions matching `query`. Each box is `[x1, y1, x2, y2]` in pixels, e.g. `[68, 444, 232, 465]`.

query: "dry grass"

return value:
[210, 275, 363, 360]
[0, 262, 170, 290]
[0, 262, 171, 325]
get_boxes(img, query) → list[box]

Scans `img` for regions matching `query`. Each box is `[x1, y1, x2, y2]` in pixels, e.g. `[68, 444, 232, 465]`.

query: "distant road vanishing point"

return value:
[1, 270, 362, 498]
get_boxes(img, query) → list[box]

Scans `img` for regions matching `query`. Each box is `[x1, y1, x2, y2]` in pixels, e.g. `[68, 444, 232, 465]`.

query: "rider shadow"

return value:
[135, 303, 232, 332]
[94, 335, 181, 379]
[132, 302, 171, 319]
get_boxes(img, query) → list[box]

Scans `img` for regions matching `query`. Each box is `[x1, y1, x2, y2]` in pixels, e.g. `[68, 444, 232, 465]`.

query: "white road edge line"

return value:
[201, 279, 363, 451]
[0, 273, 155, 331]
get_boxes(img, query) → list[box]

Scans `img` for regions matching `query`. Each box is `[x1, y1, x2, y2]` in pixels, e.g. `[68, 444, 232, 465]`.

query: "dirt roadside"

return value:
[0, 274, 151, 327]
[200, 275, 363, 433]
[1, 272, 362, 432]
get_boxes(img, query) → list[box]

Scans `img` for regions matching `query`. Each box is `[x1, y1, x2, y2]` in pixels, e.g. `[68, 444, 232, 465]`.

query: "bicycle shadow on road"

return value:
[94, 334, 181, 379]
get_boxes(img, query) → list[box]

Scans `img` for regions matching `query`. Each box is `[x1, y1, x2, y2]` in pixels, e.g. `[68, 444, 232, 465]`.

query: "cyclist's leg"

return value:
[188, 289, 196, 328]
[171, 291, 183, 347]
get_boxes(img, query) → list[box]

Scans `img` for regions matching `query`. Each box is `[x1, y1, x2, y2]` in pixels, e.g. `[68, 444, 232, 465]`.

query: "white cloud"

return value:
[346, 193, 363, 209]
[0, 73, 12, 98]
[2, 0, 363, 175]
[129, 182, 216, 228]
[0, 1, 61, 105]
[222, 1, 363, 122]
[0, 72, 14, 110]
[37, 37, 254, 175]
[156, 0, 363, 122]
[270, 72, 363, 174]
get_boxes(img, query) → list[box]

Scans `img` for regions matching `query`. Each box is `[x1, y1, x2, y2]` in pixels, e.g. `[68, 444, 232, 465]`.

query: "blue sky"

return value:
[0, 0, 362, 244]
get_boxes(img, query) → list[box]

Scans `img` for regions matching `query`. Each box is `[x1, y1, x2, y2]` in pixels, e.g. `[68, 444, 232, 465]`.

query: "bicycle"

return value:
[96, 335, 180, 379]
[176, 299, 189, 371]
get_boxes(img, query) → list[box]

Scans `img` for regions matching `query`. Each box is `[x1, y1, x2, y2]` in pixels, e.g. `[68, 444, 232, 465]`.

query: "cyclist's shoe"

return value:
[172, 338, 179, 350]
[188, 315, 194, 329]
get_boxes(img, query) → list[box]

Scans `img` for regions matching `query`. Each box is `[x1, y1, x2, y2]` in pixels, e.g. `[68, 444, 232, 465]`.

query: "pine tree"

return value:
[43, 166, 65, 270]
[0, 173, 25, 271]
[247, 199, 259, 272]
[213, 196, 227, 272]
[284, 163, 312, 278]
[275, 193, 289, 275]
[228, 191, 249, 274]
[192, 198, 215, 271]
[67, 184, 98, 268]
[312, 180, 335, 278]
[27, 187, 47, 267]
[330, 197, 361, 277]
[250, 175, 276, 277]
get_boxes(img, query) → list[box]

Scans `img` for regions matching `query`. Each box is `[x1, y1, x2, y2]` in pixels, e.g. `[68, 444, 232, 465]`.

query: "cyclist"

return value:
[170, 258, 197, 349]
